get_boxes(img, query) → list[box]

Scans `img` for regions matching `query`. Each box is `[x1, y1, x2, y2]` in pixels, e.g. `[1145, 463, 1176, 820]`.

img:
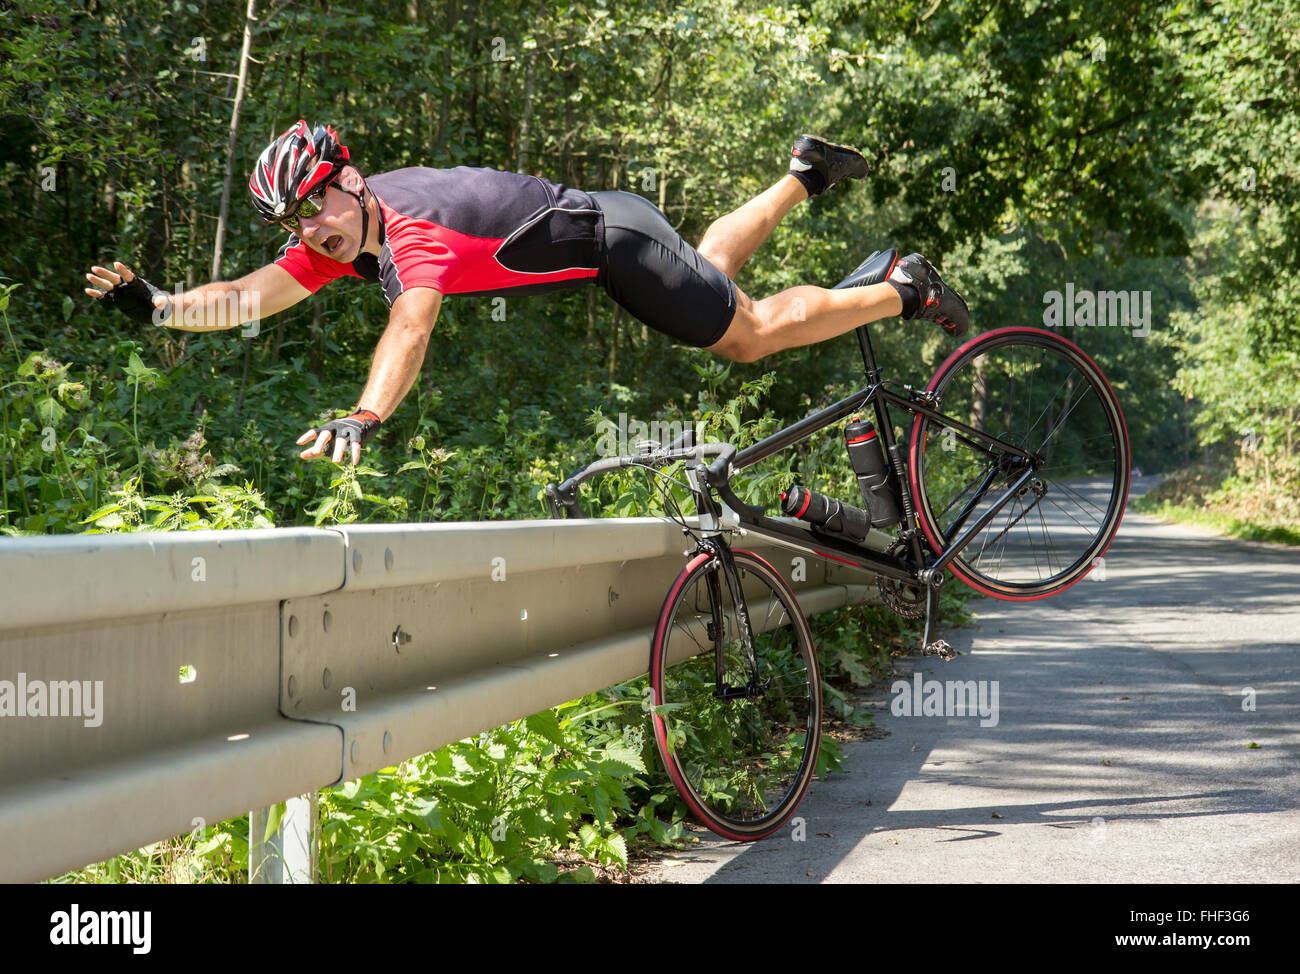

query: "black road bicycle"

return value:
[546, 249, 1131, 841]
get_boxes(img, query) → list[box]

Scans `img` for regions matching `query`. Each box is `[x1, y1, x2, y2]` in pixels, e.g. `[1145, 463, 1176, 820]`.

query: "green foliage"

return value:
[7, 0, 1291, 528]
[313, 688, 697, 883]
[51, 821, 249, 885]
[1166, 205, 1300, 463]
[1133, 496, 1300, 547]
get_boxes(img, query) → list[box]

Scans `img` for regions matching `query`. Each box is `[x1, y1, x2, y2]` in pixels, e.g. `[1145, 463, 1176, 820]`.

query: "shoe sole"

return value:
[792, 136, 867, 179]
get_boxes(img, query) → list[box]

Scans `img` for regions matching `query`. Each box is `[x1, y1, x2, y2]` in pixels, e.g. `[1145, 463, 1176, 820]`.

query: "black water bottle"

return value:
[781, 485, 870, 544]
[844, 418, 901, 527]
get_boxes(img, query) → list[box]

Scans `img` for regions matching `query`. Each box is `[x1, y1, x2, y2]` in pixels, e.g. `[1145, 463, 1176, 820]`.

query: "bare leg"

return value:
[694, 166, 912, 362]
[695, 175, 808, 280]
[707, 281, 903, 363]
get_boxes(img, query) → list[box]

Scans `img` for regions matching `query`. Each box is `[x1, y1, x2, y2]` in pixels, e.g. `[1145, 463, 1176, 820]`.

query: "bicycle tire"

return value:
[649, 548, 821, 841]
[908, 327, 1131, 600]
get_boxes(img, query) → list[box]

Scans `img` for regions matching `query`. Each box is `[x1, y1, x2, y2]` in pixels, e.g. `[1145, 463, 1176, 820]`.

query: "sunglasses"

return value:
[278, 187, 328, 233]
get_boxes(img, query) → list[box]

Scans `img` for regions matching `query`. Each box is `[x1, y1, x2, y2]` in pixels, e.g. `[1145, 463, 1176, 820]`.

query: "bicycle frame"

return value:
[696, 323, 1041, 588]
[549, 321, 1045, 592]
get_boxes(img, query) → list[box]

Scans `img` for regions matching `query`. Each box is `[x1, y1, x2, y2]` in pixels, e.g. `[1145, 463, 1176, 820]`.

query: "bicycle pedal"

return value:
[923, 639, 957, 661]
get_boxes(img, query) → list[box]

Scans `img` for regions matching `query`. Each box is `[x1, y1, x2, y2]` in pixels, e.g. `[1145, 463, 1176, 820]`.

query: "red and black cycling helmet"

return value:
[248, 121, 350, 222]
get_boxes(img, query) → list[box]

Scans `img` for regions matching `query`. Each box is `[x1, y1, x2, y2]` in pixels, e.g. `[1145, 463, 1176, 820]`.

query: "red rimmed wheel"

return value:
[648, 549, 821, 840]
[908, 327, 1130, 600]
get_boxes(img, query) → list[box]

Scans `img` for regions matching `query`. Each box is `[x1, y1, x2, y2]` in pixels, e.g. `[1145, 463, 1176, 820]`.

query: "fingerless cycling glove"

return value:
[311, 409, 383, 449]
[101, 275, 172, 325]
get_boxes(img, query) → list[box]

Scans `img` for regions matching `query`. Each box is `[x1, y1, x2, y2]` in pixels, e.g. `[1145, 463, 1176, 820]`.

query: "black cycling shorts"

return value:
[591, 190, 737, 348]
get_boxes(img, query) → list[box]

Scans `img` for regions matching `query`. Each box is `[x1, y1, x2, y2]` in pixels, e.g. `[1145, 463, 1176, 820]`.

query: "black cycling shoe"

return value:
[890, 253, 970, 338]
[789, 135, 867, 195]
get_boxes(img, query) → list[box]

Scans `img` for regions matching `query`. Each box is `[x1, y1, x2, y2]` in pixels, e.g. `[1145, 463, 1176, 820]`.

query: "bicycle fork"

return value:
[698, 543, 769, 701]
[684, 459, 768, 701]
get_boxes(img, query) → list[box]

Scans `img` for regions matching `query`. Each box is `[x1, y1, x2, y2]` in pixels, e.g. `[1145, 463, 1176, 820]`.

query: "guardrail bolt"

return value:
[392, 625, 411, 651]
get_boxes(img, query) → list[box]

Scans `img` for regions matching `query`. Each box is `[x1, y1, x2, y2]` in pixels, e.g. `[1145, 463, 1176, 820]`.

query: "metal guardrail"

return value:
[0, 518, 877, 882]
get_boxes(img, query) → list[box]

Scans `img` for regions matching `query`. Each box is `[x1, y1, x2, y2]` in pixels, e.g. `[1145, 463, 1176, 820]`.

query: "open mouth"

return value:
[324, 234, 344, 256]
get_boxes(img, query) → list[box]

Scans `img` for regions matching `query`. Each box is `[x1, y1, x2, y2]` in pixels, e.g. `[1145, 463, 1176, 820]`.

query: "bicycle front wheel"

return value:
[909, 327, 1131, 600]
[649, 548, 821, 841]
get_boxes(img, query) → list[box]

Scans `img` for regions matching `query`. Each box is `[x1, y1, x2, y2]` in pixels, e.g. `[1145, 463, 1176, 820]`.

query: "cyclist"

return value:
[85, 122, 969, 465]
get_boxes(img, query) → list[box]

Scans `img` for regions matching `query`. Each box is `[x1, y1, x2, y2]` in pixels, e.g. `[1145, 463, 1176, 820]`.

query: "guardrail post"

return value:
[249, 794, 317, 884]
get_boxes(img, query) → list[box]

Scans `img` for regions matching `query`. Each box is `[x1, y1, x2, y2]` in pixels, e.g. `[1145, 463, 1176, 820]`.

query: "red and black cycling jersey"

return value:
[274, 166, 737, 348]
[274, 166, 603, 304]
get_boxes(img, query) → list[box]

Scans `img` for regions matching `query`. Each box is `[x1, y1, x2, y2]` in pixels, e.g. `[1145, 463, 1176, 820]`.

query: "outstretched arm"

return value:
[85, 261, 310, 330]
[297, 286, 443, 465]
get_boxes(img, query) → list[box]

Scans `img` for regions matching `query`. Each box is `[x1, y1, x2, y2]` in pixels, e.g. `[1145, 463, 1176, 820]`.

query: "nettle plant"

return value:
[0, 287, 280, 536]
[315, 686, 689, 883]
[82, 424, 277, 533]
[0, 350, 100, 534]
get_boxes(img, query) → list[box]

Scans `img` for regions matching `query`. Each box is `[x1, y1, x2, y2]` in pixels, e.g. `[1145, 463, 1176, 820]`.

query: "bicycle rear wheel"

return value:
[908, 327, 1130, 600]
[649, 548, 821, 841]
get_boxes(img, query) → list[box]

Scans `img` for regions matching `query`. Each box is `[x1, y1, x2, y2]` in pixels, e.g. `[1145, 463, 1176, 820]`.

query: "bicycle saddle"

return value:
[832, 248, 898, 289]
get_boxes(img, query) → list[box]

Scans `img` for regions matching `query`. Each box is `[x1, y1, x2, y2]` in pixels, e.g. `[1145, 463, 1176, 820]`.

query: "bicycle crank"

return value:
[917, 566, 959, 661]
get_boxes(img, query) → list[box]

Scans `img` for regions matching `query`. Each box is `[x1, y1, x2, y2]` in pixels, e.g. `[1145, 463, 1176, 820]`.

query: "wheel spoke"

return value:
[1041, 490, 1104, 536]
[1035, 383, 1097, 456]
[1045, 478, 1109, 526]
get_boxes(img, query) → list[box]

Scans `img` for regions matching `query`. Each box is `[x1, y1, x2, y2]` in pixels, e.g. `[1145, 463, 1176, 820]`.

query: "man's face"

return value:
[291, 180, 360, 262]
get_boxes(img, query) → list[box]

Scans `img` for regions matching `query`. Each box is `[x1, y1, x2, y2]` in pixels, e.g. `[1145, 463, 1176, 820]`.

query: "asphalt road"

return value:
[644, 475, 1300, 883]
